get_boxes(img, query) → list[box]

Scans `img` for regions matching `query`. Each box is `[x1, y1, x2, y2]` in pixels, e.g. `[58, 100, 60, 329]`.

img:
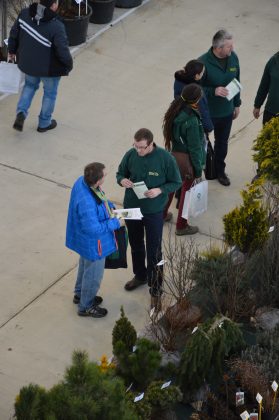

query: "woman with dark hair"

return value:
[174, 59, 213, 134]
[163, 84, 206, 235]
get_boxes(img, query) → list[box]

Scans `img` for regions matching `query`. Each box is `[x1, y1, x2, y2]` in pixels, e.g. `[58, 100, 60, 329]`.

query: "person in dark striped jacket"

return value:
[8, 0, 73, 132]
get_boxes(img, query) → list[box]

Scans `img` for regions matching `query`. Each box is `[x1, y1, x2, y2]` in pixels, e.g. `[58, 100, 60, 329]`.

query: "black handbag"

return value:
[105, 226, 128, 269]
[204, 139, 217, 180]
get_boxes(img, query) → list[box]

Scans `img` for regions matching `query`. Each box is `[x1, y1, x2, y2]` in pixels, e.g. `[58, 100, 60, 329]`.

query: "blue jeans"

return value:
[211, 114, 233, 176]
[74, 256, 105, 312]
[17, 74, 61, 128]
[125, 212, 164, 297]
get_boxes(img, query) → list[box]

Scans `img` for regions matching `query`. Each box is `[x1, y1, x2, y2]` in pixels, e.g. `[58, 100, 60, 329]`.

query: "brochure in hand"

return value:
[113, 208, 143, 220]
[132, 181, 148, 199]
[226, 78, 242, 101]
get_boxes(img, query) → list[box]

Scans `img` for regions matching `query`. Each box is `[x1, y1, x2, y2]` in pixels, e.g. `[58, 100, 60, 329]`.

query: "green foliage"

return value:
[14, 384, 48, 420]
[126, 393, 152, 420]
[179, 315, 244, 393]
[112, 306, 137, 354]
[223, 182, 269, 253]
[191, 249, 253, 321]
[244, 227, 279, 307]
[145, 380, 182, 410]
[253, 116, 279, 184]
[15, 350, 138, 420]
[115, 338, 161, 390]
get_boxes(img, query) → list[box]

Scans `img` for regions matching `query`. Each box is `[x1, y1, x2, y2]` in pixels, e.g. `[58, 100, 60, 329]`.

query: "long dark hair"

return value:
[163, 83, 202, 151]
[175, 59, 204, 84]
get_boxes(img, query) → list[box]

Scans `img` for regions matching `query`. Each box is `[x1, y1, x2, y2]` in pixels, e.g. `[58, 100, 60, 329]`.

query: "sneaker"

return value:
[78, 304, 108, 318]
[218, 174, 231, 186]
[164, 212, 173, 222]
[73, 295, 103, 305]
[37, 119, 57, 133]
[175, 225, 199, 236]
[13, 112, 25, 131]
[124, 276, 147, 291]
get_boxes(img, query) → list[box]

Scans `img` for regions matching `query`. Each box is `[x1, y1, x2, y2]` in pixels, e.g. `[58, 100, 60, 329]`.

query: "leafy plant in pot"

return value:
[88, 0, 115, 24]
[58, 0, 92, 46]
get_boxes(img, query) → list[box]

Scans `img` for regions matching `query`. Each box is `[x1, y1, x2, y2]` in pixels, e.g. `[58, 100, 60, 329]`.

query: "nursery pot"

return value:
[89, 0, 115, 24]
[62, 5, 92, 46]
[115, 0, 142, 8]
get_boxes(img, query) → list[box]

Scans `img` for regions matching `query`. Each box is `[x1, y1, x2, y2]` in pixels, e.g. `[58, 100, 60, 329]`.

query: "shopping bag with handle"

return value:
[0, 61, 22, 94]
[182, 179, 208, 219]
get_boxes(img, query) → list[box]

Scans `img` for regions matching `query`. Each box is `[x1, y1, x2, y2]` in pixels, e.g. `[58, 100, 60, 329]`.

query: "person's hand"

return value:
[144, 188, 162, 198]
[7, 53, 16, 63]
[233, 107, 240, 120]
[253, 107, 260, 119]
[215, 86, 229, 97]
[120, 178, 133, 188]
[118, 218, 126, 227]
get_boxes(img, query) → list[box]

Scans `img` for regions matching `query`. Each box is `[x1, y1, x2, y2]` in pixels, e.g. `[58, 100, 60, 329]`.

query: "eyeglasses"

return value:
[133, 143, 150, 151]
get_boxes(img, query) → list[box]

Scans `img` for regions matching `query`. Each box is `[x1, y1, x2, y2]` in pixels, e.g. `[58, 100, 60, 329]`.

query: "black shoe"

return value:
[73, 295, 103, 305]
[78, 305, 108, 318]
[37, 119, 57, 133]
[218, 174, 231, 186]
[124, 276, 147, 291]
[13, 112, 25, 131]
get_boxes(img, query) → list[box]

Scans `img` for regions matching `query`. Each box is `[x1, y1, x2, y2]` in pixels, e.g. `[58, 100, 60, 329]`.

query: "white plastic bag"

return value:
[0, 62, 22, 94]
[182, 180, 208, 219]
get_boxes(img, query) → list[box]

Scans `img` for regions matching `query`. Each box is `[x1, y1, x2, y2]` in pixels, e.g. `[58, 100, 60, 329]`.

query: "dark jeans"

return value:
[125, 212, 164, 297]
[263, 110, 278, 125]
[211, 114, 233, 176]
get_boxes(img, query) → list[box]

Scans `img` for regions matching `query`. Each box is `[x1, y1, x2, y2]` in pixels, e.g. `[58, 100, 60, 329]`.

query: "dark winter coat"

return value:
[8, 3, 73, 77]
[254, 52, 279, 115]
[173, 71, 214, 134]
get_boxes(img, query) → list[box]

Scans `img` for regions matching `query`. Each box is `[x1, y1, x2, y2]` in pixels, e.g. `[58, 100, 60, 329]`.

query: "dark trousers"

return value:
[263, 110, 278, 125]
[125, 212, 163, 297]
[211, 114, 233, 176]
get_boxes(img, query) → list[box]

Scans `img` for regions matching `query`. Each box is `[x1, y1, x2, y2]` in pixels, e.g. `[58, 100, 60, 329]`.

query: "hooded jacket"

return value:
[173, 70, 214, 133]
[8, 3, 73, 77]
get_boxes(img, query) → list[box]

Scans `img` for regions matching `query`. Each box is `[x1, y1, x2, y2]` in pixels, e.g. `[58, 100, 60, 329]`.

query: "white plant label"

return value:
[161, 381, 171, 389]
[126, 382, 133, 393]
[256, 393, 263, 403]
[150, 307, 155, 317]
[132, 345, 137, 352]
[268, 226, 275, 233]
[134, 393, 144, 402]
[240, 410, 249, 420]
[272, 380, 278, 392]
[192, 326, 198, 334]
[157, 259, 166, 266]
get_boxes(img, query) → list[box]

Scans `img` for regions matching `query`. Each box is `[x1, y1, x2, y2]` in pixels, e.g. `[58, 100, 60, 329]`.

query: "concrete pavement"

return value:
[0, 0, 278, 417]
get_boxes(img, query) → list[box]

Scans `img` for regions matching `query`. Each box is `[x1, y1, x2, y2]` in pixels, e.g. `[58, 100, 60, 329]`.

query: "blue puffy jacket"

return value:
[66, 177, 120, 261]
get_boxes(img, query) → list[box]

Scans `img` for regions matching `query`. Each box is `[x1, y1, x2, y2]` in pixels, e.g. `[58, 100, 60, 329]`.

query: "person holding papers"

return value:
[199, 29, 241, 186]
[163, 84, 206, 236]
[116, 128, 181, 310]
[66, 162, 124, 318]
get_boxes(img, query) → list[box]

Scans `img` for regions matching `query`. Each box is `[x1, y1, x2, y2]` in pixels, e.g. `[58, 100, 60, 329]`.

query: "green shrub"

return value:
[223, 182, 269, 253]
[112, 306, 137, 354]
[253, 116, 279, 184]
[244, 227, 279, 307]
[179, 315, 244, 393]
[191, 248, 253, 321]
[15, 350, 138, 420]
[146, 380, 182, 410]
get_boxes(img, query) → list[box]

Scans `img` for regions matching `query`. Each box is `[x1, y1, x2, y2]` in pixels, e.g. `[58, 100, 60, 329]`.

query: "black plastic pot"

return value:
[89, 0, 115, 24]
[115, 0, 142, 8]
[62, 5, 92, 46]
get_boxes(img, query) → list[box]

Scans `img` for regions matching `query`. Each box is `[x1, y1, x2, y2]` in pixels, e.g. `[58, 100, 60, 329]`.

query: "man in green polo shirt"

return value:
[116, 128, 181, 310]
[199, 29, 241, 186]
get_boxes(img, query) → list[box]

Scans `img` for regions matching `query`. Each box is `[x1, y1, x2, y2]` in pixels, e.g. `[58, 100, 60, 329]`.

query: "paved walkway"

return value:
[0, 0, 278, 417]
